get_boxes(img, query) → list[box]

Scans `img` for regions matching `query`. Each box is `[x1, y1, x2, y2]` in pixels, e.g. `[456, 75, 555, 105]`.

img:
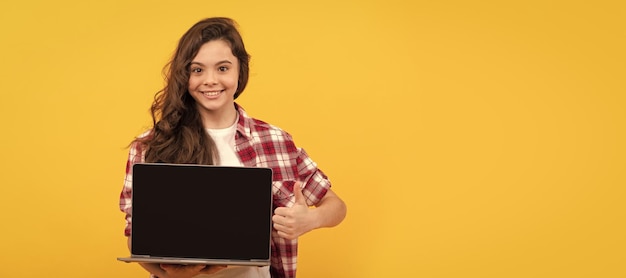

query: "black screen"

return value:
[131, 163, 273, 260]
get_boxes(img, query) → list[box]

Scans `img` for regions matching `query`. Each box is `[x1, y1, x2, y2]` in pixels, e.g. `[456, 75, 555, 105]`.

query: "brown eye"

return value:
[218, 66, 228, 72]
[191, 68, 202, 73]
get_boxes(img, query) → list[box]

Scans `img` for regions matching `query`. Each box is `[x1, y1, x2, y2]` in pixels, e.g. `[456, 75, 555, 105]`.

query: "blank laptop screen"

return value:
[131, 163, 273, 260]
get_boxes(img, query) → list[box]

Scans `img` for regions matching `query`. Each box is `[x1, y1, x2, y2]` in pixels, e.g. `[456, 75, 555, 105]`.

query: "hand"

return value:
[158, 264, 227, 278]
[272, 181, 319, 240]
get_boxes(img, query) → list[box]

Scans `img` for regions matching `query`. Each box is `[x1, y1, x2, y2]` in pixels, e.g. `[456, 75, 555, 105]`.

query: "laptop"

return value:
[117, 163, 273, 266]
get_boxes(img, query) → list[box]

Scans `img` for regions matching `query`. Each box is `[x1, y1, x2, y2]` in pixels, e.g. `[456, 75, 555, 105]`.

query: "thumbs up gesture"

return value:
[272, 181, 318, 240]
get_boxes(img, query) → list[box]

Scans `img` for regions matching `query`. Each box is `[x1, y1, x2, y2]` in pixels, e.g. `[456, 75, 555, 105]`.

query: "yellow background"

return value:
[1, 0, 624, 277]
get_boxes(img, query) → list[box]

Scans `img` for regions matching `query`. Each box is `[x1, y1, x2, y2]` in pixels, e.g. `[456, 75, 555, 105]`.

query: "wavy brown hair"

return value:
[136, 17, 250, 164]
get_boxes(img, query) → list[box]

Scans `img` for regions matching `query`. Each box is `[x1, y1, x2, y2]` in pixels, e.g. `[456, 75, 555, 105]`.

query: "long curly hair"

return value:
[137, 17, 250, 164]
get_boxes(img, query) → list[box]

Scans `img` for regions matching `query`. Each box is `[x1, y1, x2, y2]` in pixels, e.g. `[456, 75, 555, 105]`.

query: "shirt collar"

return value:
[234, 102, 252, 140]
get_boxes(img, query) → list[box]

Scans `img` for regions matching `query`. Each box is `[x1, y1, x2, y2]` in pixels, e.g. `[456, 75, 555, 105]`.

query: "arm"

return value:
[310, 189, 347, 228]
[273, 183, 347, 240]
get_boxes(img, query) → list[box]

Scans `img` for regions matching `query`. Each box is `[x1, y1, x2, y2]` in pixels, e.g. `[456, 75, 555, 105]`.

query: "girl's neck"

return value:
[200, 106, 238, 129]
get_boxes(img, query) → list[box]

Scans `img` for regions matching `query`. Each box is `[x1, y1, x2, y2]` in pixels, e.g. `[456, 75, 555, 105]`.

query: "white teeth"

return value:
[202, 91, 222, 96]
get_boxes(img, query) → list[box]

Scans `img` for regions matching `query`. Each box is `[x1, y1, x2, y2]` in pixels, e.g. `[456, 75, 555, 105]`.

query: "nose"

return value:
[203, 70, 218, 85]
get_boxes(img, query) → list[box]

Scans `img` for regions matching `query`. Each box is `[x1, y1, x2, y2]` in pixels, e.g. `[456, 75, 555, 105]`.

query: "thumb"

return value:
[293, 181, 307, 206]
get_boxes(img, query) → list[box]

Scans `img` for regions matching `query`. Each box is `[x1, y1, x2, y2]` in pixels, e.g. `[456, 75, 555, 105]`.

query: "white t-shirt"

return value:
[207, 121, 242, 167]
[205, 123, 271, 278]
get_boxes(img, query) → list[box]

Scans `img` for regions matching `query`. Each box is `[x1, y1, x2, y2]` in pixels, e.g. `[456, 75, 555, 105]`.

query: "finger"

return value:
[274, 207, 288, 216]
[160, 264, 205, 271]
[191, 264, 206, 271]
[274, 216, 292, 228]
[277, 230, 297, 240]
[273, 222, 286, 233]
[272, 214, 285, 225]
[293, 181, 307, 206]
[200, 265, 227, 274]
[160, 263, 183, 269]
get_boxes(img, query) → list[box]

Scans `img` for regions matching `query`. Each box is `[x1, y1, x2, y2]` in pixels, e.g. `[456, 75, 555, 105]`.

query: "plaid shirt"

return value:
[119, 103, 331, 278]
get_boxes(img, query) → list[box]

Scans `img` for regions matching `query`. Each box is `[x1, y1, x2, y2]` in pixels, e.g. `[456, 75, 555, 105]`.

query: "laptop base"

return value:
[117, 256, 270, 266]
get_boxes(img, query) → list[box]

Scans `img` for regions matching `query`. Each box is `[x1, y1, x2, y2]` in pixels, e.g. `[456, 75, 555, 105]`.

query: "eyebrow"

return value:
[190, 60, 233, 66]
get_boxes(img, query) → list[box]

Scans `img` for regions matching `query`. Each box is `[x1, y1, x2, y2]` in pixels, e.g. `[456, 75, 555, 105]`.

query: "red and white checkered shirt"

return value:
[119, 103, 331, 278]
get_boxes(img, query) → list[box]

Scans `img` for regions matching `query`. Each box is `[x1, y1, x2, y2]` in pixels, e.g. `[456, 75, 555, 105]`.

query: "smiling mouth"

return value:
[201, 90, 224, 97]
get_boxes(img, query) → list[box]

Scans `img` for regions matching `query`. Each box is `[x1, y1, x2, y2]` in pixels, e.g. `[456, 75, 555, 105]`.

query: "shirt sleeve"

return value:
[296, 147, 331, 206]
[119, 140, 146, 237]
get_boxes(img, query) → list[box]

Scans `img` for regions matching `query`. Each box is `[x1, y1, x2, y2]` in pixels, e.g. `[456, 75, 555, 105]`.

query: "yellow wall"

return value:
[1, 0, 624, 277]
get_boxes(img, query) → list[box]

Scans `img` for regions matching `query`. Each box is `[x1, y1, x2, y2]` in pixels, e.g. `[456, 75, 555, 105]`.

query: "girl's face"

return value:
[188, 40, 239, 121]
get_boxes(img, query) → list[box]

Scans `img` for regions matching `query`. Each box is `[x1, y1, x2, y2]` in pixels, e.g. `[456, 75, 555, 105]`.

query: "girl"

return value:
[119, 17, 347, 278]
